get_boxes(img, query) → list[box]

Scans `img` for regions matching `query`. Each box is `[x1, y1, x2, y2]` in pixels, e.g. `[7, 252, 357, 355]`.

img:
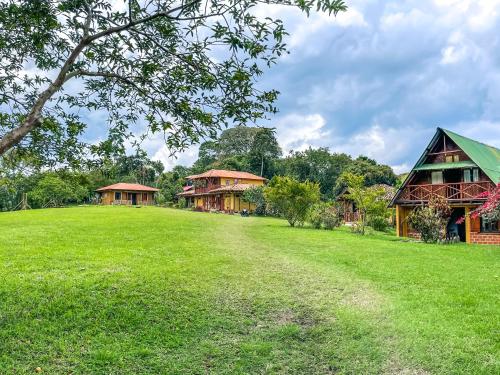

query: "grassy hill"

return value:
[0, 207, 498, 374]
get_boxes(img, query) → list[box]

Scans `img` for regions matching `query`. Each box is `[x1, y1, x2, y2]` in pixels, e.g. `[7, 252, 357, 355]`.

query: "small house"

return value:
[390, 128, 499, 244]
[96, 183, 159, 205]
[337, 184, 395, 223]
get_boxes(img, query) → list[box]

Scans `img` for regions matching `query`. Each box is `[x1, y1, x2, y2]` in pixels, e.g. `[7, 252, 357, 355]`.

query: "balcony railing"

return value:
[194, 185, 222, 194]
[398, 181, 494, 202]
[343, 211, 362, 223]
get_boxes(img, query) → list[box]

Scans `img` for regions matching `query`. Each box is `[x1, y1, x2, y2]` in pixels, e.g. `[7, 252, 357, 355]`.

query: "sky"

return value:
[92, 0, 500, 173]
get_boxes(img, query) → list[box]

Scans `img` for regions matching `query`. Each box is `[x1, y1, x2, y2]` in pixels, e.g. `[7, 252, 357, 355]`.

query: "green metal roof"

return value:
[414, 161, 477, 171]
[441, 128, 500, 183]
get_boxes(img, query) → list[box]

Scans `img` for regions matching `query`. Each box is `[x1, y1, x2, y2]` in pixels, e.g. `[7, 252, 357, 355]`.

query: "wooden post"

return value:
[402, 207, 408, 237]
[395, 205, 401, 237]
[465, 206, 471, 244]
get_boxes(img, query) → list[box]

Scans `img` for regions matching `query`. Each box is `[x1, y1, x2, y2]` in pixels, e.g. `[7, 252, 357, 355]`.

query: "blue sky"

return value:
[98, 0, 500, 172]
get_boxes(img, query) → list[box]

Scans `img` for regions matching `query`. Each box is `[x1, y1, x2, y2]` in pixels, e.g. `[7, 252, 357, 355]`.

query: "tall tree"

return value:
[278, 148, 352, 198]
[249, 127, 281, 177]
[347, 156, 396, 186]
[0, 0, 347, 163]
[191, 125, 280, 176]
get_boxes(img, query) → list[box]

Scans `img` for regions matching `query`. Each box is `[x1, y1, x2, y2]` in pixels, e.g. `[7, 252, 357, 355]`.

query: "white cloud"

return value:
[152, 144, 199, 171]
[274, 113, 331, 153]
[450, 120, 500, 147]
[440, 45, 467, 64]
[329, 124, 433, 169]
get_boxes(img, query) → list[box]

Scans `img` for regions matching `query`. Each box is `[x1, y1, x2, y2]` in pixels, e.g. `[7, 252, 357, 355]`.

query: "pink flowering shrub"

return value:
[456, 184, 500, 224]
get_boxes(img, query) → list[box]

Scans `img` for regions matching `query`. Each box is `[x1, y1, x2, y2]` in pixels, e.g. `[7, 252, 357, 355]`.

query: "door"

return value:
[447, 207, 465, 241]
[131, 193, 137, 205]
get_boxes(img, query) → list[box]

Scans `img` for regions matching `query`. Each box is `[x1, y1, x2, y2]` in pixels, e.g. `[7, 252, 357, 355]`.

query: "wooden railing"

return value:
[343, 211, 361, 223]
[398, 181, 494, 202]
[194, 184, 222, 194]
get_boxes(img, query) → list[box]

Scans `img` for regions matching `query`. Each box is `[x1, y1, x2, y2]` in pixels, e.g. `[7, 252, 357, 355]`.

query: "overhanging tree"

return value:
[0, 0, 347, 163]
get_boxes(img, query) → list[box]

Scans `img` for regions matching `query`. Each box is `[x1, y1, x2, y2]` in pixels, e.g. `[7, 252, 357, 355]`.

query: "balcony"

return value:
[397, 181, 494, 203]
[194, 184, 222, 194]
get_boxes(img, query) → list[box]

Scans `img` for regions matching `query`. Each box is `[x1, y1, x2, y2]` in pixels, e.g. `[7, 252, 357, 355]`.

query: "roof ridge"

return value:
[440, 127, 500, 152]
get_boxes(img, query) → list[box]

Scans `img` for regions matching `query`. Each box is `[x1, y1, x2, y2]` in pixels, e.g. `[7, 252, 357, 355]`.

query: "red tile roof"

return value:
[95, 183, 159, 192]
[209, 184, 256, 193]
[177, 189, 195, 196]
[186, 169, 265, 181]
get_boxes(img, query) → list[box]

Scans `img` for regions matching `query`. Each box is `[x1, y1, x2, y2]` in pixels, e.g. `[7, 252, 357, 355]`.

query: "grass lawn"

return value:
[0, 206, 498, 374]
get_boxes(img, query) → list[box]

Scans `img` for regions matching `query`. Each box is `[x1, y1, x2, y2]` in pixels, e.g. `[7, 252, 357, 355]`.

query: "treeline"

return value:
[0, 126, 399, 211]
[0, 151, 163, 210]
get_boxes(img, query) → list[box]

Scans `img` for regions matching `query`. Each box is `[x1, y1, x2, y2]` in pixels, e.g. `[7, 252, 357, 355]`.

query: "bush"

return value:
[177, 197, 187, 209]
[264, 176, 320, 227]
[368, 216, 389, 232]
[322, 205, 341, 230]
[407, 196, 451, 243]
[309, 203, 342, 230]
[242, 186, 266, 215]
[310, 204, 324, 229]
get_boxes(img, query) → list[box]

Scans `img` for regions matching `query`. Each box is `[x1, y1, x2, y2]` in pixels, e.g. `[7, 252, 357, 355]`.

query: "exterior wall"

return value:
[396, 204, 500, 245]
[100, 190, 155, 205]
[193, 192, 256, 212]
[470, 232, 500, 245]
[469, 215, 500, 244]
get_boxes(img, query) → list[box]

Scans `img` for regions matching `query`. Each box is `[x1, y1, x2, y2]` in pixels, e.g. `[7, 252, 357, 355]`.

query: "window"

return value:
[463, 169, 471, 183]
[481, 218, 499, 233]
[143, 193, 148, 201]
[445, 155, 453, 163]
[114, 192, 121, 200]
[472, 168, 479, 182]
[453, 154, 460, 162]
[431, 171, 443, 184]
[225, 179, 230, 185]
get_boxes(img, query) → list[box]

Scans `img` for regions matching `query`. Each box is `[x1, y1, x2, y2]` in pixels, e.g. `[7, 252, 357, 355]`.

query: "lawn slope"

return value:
[0, 207, 498, 374]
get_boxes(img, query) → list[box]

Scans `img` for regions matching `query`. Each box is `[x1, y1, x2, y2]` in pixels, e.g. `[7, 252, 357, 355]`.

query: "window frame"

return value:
[463, 169, 471, 183]
[431, 171, 443, 184]
[472, 168, 479, 182]
[480, 217, 500, 233]
[114, 191, 121, 200]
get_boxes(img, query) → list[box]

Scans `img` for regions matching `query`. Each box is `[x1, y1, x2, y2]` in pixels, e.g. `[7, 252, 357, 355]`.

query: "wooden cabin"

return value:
[337, 184, 395, 223]
[96, 183, 159, 206]
[390, 128, 500, 244]
[177, 169, 265, 212]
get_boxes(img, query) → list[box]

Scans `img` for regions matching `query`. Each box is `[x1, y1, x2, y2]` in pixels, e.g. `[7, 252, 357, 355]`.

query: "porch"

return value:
[110, 199, 155, 206]
[397, 181, 494, 203]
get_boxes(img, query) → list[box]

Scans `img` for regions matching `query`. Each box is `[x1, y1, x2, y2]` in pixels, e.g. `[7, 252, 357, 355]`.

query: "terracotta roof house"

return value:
[178, 169, 265, 212]
[390, 127, 499, 244]
[96, 183, 159, 206]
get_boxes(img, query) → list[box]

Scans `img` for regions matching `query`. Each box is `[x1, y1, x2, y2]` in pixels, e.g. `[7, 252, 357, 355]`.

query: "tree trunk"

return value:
[0, 35, 91, 156]
[260, 154, 264, 177]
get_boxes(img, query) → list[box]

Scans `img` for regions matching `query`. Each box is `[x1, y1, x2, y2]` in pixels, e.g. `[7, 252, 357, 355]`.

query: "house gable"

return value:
[390, 128, 499, 206]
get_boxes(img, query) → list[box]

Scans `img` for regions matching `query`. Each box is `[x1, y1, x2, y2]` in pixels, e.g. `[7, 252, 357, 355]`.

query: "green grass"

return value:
[0, 206, 498, 374]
